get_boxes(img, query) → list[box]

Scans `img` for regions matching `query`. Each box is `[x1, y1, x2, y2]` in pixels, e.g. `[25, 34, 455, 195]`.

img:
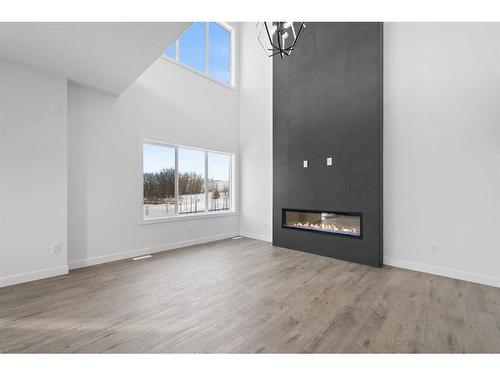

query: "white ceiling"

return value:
[0, 22, 190, 95]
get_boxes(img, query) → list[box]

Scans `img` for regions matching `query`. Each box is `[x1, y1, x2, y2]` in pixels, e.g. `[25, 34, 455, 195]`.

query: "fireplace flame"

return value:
[289, 221, 360, 235]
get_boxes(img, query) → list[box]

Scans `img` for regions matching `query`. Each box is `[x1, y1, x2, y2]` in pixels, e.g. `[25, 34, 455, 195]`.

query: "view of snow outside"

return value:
[143, 143, 231, 219]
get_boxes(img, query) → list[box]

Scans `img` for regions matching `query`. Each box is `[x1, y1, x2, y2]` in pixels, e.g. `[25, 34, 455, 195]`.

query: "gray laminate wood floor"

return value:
[1, 238, 499, 353]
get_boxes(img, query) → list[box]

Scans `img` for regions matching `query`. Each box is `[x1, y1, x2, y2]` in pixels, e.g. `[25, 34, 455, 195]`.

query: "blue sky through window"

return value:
[144, 144, 230, 181]
[178, 147, 205, 177]
[162, 22, 231, 85]
[163, 43, 176, 59]
[143, 144, 175, 173]
[208, 152, 230, 181]
[208, 22, 231, 84]
[179, 22, 206, 72]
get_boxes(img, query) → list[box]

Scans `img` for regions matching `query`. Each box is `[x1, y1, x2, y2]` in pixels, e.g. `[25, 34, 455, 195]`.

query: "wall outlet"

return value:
[51, 243, 61, 255]
[431, 244, 438, 254]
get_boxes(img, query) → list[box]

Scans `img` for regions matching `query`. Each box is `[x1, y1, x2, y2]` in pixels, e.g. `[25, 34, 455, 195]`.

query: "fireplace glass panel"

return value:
[283, 209, 361, 237]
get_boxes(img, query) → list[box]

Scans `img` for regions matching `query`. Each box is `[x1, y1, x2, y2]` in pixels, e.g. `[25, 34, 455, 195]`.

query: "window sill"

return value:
[159, 56, 238, 91]
[139, 210, 238, 225]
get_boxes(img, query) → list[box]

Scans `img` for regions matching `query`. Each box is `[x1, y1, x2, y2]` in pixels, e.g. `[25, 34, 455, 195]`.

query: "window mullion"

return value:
[175, 39, 179, 61]
[175, 146, 179, 215]
[204, 151, 208, 212]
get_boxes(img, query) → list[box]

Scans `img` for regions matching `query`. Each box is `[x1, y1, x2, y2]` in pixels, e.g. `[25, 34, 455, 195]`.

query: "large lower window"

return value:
[142, 141, 234, 222]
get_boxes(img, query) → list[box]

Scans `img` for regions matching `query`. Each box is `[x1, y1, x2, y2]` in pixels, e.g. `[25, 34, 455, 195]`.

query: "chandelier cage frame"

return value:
[257, 22, 306, 59]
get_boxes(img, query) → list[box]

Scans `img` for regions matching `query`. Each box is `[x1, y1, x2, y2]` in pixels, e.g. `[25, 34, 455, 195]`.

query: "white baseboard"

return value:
[69, 232, 239, 270]
[240, 232, 272, 242]
[0, 265, 69, 288]
[384, 257, 500, 288]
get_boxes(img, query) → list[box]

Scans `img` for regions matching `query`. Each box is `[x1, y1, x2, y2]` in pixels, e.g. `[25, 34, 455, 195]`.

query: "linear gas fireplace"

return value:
[282, 209, 362, 238]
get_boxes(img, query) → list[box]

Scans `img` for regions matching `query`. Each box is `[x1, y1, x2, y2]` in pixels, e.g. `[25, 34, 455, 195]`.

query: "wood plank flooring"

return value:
[1, 238, 499, 353]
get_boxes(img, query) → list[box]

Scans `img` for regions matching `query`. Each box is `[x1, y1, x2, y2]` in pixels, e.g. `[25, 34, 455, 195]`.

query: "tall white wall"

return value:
[239, 23, 273, 242]
[384, 23, 500, 287]
[0, 60, 68, 287]
[68, 53, 240, 267]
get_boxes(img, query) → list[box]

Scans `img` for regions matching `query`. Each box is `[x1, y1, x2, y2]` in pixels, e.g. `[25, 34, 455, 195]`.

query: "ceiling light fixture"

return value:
[257, 22, 305, 59]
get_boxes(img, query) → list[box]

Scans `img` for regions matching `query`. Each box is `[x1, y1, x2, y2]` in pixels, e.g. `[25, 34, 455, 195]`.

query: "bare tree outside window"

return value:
[178, 147, 205, 214]
[143, 144, 175, 218]
[142, 142, 232, 221]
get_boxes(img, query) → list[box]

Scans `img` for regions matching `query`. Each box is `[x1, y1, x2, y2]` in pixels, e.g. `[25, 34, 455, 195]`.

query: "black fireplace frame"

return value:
[281, 208, 364, 239]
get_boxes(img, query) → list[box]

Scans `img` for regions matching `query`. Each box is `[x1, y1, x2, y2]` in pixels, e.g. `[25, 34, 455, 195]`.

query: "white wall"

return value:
[384, 23, 500, 287]
[0, 60, 68, 287]
[239, 23, 273, 242]
[68, 51, 240, 267]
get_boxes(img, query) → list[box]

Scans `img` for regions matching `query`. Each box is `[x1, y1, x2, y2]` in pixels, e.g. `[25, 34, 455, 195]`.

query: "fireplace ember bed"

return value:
[282, 209, 362, 238]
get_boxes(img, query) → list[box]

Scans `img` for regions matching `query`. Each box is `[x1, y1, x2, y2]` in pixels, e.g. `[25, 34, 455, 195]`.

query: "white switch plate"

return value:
[303, 160, 309, 168]
[327, 157, 333, 166]
[431, 244, 438, 254]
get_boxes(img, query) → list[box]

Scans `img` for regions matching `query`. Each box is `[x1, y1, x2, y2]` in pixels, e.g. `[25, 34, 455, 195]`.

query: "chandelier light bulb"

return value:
[256, 21, 305, 59]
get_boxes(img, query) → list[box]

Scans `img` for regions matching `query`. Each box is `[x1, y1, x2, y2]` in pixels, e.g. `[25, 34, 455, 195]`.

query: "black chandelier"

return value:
[257, 22, 305, 59]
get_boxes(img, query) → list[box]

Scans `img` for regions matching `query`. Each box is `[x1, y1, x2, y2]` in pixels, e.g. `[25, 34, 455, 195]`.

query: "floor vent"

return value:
[132, 255, 152, 261]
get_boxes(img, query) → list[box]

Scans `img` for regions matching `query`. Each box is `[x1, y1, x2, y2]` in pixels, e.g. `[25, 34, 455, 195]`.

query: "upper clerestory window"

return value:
[162, 22, 233, 87]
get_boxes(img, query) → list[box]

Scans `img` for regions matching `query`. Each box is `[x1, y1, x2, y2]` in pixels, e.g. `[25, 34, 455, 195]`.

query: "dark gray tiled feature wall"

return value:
[273, 22, 383, 267]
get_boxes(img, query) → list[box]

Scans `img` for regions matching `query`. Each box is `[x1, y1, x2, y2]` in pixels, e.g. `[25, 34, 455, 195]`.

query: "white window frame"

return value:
[139, 136, 236, 224]
[160, 22, 235, 88]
